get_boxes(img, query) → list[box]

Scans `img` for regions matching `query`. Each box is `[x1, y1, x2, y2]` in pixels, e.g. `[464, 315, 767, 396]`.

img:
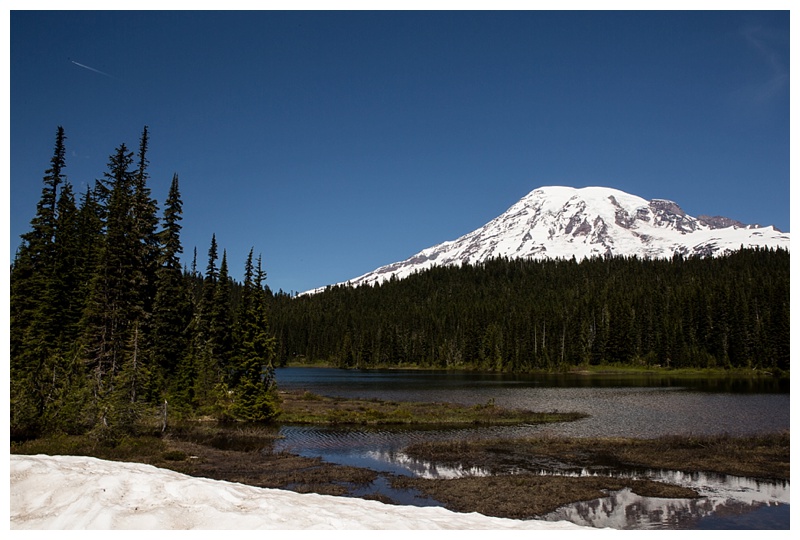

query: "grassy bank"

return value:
[276, 390, 586, 426]
[283, 360, 788, 379]
[10, 389, 789, 523]
[563, 363, 788, 378]
[403, 432, 790, 480]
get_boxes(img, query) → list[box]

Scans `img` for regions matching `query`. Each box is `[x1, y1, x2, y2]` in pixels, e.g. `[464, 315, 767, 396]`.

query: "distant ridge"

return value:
[305, 186, 789, 294]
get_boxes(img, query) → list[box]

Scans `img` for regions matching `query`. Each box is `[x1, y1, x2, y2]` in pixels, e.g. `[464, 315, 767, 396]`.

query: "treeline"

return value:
[269, 249, 790, 373]
[10, 127, 279, 441]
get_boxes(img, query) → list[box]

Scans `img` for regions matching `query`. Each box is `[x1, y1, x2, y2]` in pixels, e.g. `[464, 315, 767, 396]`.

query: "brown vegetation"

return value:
[10, 426, 376, 498]
[403, 432, 790, 480]
[392, 433, 789, 519]
[391, 474, 699, 519]
[276, 390, 586, 426]
[156, 439, 376, 496]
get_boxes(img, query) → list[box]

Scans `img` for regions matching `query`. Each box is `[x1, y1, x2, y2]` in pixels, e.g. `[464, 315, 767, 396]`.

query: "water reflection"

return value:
[364, 447, 791, 530]
[369, 449, 494, 479]
[273, 368, 789, 529]
[275, 429, 790, 529]
[543, 484, 789, 530]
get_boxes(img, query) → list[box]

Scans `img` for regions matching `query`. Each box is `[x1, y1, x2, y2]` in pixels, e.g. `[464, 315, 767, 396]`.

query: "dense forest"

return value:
[11, 127, 791, 441]
[10, 127, 279, 440]
[269, 250, 789, 374]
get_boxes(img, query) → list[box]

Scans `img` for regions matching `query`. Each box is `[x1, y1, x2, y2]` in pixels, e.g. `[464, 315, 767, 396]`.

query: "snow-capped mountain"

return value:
[307, 186, 789, 293]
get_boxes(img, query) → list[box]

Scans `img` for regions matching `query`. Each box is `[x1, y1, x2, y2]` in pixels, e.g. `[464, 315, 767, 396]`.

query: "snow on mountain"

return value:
[305, 186, 789, 294]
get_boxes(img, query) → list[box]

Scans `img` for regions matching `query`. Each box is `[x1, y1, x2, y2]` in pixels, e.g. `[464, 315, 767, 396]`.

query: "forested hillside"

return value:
[269, 249, 789, 373]
[10, 127, 279, 440]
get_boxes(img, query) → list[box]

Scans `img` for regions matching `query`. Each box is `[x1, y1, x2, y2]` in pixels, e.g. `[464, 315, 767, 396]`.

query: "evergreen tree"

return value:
[152, 174, 191, 390]
[132, 126, 160, 317]
[201, 234, 219, 327]
[10, 126, 68, 438]
[10, 126, 68, 351]
[182, 235, 222, 409]
[80, 142, 146, 431]
[212, 251, 235, 375]
[225, 250, 280, 422]
[51, 182, 81, 343]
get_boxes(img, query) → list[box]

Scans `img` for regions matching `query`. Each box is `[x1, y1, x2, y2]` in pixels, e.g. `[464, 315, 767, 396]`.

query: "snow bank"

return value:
[10, 454, 590, 530]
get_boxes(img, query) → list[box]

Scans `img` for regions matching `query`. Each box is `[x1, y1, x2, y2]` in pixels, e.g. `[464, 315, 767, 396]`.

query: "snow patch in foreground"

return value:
[10, 454, 589, 530]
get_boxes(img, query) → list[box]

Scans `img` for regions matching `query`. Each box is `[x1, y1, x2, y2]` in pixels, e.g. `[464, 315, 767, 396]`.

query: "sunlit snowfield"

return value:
[10, 454, 588, 530]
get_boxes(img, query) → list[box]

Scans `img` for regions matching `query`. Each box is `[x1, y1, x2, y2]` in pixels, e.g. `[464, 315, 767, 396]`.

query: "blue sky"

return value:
[8, 8, 791, 294]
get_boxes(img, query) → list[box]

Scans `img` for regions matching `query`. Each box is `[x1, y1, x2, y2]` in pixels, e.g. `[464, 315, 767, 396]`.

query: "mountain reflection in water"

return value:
[542, 473, 790, 530]
[361, 445, 791, 530]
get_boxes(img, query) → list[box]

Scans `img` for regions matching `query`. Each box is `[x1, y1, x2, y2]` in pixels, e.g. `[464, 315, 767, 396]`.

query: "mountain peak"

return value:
[304, 186, 789, 294]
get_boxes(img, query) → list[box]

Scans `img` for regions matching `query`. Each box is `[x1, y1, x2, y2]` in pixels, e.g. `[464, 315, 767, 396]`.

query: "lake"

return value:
[273, 367, 789, 529]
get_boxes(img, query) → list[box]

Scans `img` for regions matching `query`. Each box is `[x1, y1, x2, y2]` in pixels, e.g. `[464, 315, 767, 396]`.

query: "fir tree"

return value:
[10, 126, 68, 438]
[80, 142, 146, 430]
[51, 182, 81, 343]
[11, 127, 68, 350]
[152, 174, 191, 388]
[182, 235, 223, 410]
[225, 250, 280, 422]
[211, 250, 234, 376]
[132, 126, 160, 317]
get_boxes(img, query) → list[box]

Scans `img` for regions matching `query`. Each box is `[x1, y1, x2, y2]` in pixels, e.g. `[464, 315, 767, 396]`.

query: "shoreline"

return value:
[11, 389, 789, 522]
[11, 430, 789, 522]
[281, 362, 789, 379]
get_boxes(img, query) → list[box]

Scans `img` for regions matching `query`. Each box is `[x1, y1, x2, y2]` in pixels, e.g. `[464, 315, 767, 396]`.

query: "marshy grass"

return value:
[403, 432, 790, 480]
[391, 473, 700, 519]
[163, 422, 282, 452]
[393, 432, 789, 520]
[10, 432, 169, 462]
[277, 390, 587, 426]
[11, 420, 376, 497]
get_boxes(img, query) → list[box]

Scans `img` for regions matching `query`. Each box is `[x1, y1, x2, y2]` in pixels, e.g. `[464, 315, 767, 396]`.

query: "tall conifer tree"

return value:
[152, 174, 191, 388]
[10, 126, 68, 438]
[227, 250, 279, 422]
[182, 235, 221, 409]
[52, 182, 80, 342]
[80, 143, 144, 430]
[132, 126, 160, 317]
[212, 250, 234, 377]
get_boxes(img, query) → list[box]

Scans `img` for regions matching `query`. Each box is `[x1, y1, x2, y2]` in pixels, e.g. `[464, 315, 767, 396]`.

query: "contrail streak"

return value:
[70, 59, 116, 79]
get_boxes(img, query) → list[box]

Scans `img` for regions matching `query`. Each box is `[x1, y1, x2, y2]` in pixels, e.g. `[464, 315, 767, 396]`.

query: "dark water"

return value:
[274, 367, 790, 530]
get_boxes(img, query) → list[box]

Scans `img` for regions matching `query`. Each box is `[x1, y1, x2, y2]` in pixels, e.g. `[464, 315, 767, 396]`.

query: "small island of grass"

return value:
[276, 390, 587, 426]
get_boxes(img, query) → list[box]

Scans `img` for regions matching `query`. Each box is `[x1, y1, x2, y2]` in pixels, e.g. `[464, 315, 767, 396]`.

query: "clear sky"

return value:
[7, 6, 791, 294]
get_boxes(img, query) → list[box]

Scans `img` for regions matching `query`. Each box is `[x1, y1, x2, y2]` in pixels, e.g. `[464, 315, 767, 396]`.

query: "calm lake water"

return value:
[273, 367, 790, 530]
